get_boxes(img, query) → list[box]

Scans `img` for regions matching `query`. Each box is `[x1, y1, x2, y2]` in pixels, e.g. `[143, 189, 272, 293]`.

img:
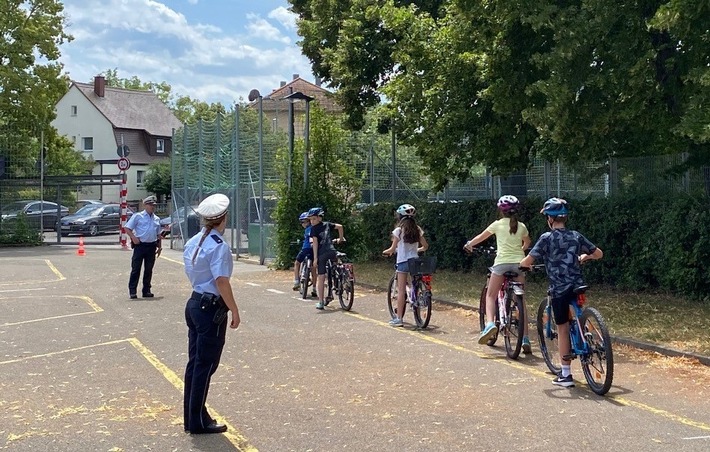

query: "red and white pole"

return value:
[120, 171, 128, 249]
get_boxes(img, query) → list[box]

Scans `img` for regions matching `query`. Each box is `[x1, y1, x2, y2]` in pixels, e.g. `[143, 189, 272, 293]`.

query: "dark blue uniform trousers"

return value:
[128, 241, 157, 296]
[184, 295, 227, 431]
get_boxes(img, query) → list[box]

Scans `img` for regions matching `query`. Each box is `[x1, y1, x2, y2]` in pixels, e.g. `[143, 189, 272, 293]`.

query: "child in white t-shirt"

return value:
[382, 204, 429, 327]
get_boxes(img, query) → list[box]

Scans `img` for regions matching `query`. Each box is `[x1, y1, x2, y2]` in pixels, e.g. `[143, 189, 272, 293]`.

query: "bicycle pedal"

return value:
[562, 354, 577, 361]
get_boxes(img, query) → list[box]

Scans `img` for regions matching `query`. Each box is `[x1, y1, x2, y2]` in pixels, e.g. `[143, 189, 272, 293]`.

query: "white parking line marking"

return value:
[245, 282, 260, 287]
[683, 436, 710, 440]
[267, 289, 285, 294]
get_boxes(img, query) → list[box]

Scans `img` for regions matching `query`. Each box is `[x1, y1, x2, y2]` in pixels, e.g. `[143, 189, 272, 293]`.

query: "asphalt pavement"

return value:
[1, 244, 709, 451]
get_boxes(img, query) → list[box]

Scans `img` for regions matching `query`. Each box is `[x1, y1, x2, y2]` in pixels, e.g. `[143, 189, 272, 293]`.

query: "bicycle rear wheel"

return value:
[338, 265, 355, 311]
[412, 280, 432, 328]
[300, 258, 311, 299]
[580, 307, 614, 395]
[387, 275, 406, 319]
[504, 294, 525, 359]
[479, 284, 498, 346]
[536, 298, 561, 374]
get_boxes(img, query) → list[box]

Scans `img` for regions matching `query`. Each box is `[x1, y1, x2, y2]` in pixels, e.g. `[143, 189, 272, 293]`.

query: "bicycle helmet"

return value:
[298, 212, 309, 221]
[497, 195, 519, 213]
[307, 207, 324, 217]
[396, 203, 416, 217]
[541, 197, 569, 217]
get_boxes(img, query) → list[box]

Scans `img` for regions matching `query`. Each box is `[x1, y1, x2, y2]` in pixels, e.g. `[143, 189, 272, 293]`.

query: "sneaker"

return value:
[316, 302, 324, 310]
[324, 296, 333, 306]
[552, 373, 575, 387]
[388, 317, 404, 327]
[311, 290, 318, 297]
[478, 322, 498, 345]
[292, 282, 300, 291]
[522, 337, 532, 354]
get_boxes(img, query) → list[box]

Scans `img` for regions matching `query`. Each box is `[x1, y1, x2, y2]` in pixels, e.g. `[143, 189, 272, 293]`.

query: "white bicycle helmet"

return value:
[497, 195, 520, 213]
[396, 203, 416, 217]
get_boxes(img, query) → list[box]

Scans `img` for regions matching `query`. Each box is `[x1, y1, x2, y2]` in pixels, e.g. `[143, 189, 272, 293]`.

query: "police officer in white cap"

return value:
[182, 193, 240, 434]
[125, 195, 162, 299]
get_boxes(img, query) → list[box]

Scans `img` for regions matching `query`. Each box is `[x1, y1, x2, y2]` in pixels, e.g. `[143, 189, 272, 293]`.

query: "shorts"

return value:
[295, 248, 313, 263]
[491, 263, 521, 277]
[551, 290, 577, 325]
[316, 250, 337, 275]
[395, 262, 410, 273]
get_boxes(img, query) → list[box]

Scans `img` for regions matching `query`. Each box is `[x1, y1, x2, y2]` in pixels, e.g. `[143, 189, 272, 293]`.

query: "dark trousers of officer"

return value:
[184, 293, 228, 432]
[128, 241, 157, 296]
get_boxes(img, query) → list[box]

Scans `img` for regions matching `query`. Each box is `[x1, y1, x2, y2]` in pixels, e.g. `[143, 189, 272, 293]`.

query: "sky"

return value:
[58, 0, 314, 106]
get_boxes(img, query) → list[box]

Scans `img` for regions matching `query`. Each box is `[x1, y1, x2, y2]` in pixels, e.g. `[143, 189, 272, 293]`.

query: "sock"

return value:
[561, 365, 571, 378]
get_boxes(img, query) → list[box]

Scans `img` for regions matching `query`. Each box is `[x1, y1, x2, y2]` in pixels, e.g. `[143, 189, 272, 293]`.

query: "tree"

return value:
[143, 161, 172, 200]
[0, 0, 75, 174]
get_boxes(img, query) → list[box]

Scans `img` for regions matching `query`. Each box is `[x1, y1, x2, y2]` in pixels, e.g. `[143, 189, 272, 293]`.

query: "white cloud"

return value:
[58, 0, 313, 105]
[268, 6, 297, 31]
[245, 14, 291, 44]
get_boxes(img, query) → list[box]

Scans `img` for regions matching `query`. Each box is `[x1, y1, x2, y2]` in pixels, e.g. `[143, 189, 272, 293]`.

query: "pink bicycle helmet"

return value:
[497, 195, 520, 213]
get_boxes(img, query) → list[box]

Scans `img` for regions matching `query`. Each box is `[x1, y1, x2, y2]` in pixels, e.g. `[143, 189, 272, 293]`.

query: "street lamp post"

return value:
[282, 91, 314, 189]
[248, 89, 265, 265]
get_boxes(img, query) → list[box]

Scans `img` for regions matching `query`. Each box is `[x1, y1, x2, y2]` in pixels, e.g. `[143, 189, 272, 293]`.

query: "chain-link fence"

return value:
[169, 109, 709, 259]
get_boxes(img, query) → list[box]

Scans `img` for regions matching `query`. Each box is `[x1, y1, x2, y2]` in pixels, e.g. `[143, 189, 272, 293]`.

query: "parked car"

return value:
[0, 200, 69, 231]
[160, 206, 199, 238]
[75, 199, 104, 210]
[60, 204, 134, 237]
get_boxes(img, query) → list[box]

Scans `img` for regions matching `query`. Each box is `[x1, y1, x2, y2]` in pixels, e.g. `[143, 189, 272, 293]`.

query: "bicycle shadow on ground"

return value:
[541, 384, 633, 405]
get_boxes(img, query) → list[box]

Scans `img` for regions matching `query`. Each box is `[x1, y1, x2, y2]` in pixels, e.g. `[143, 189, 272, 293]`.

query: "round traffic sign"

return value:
[116, 145, 130, 157]
[117, 157, 131, 171]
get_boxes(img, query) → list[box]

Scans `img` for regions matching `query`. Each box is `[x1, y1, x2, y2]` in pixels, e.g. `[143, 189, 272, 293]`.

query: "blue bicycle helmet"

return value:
[298, 212, 309, 221]
[541, 197, 569, 217]
[307, 207, 324, 217]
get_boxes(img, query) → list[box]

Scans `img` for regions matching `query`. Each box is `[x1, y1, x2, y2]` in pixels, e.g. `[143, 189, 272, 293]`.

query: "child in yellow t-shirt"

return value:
[464, 195, 532, 350]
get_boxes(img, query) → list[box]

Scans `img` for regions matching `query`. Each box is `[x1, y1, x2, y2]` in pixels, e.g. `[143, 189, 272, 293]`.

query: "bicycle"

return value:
[532, 274, 614, 395]
[298, 253, 316, 300]
[323, 247, 355, 311]
[387, 256, 436, 328]
[474, 246, 527, 359]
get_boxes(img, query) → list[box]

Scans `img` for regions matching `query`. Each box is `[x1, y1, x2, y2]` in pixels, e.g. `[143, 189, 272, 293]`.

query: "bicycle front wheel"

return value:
[479, 284, 497, 346]
[580, 307, 614, 395]
[504, 294, 525, 359]
[412, 281, 432, 329]
[300, 259, 311, 299]
[338, 265, 355, 311]
[536, 298, 561, 374]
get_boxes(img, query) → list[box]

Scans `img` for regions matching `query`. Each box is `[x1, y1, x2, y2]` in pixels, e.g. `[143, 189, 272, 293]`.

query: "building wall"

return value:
[52, 86, 117, 162]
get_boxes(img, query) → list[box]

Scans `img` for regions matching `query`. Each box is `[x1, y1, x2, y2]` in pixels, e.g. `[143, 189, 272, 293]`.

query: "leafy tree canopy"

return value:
[289, 0, 710, 187]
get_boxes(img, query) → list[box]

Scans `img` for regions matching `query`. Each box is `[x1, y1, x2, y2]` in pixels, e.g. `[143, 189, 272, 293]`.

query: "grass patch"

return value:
[354, 260, 710, 356]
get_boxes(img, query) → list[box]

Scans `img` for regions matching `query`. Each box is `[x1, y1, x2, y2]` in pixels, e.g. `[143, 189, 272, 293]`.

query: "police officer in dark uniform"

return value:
[125, 195, 162, 299]
[182, 193, 241, 434]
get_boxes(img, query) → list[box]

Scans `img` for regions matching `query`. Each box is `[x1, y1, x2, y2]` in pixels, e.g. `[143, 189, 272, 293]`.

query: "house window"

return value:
[71, 105, 77, 116]
[82, 137, 93, 151]
[156, 139, 165, 153]
[71, 136, 76, 144]
[137, 170, 146, 187]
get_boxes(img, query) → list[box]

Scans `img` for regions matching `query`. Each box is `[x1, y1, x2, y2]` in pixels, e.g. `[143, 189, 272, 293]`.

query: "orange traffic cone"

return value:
[77, 236, 86, 256]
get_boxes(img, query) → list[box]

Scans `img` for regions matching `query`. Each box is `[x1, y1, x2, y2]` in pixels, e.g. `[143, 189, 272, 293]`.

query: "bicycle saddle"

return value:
[573, 285, 588, 294]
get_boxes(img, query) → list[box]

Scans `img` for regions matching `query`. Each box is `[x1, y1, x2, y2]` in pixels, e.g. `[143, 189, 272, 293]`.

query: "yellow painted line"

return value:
[344, 311, 710, 432]
[160, 255, 184, 265]
[0, 295, 103, 327]
[0, 337, 258, 449]
[128, 338, 257, 451]
[0, 259, 66, 286]
[0, 338, 130, 365]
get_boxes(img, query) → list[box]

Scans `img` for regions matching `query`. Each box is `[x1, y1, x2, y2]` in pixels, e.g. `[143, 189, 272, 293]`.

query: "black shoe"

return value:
[129, 294, 137, 299]
[189, 421, 227, 434]
[142, 293, 154, 298]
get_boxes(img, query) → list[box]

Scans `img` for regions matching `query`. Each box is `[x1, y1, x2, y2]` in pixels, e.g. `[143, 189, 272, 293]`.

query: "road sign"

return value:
[117, 145, 130, 157]
[117, 157, 131, 171]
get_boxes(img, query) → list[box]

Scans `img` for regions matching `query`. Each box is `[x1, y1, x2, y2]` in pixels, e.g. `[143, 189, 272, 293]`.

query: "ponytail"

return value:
[191, 214, 226, 264]
[507, 212, 519, 235]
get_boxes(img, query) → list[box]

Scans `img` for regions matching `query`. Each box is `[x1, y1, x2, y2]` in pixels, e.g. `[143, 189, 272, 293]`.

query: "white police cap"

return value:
[143, 195, 157, 205]
[195, 193, 230, 220]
